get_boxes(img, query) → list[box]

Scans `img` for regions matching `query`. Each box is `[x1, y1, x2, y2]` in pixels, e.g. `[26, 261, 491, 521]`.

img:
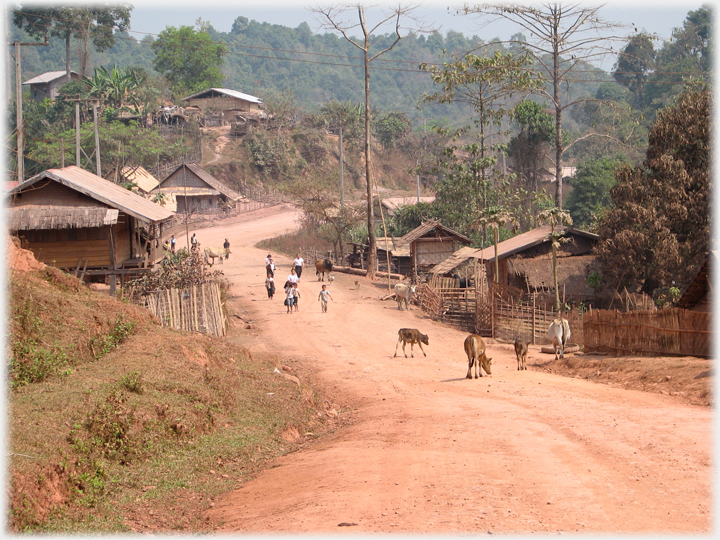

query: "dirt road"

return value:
[185, 205, 712, 534]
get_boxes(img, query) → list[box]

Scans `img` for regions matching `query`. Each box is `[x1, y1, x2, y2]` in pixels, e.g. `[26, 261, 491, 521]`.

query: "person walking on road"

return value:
[293, 282, 300, 312]
[223, 238, 230, 260]
[318, 284, 333, 313]
[284, 281, 295, 314]
[293, 253, 305, 279]
[170, 234, 176, 254]
[190, 233, 199, 251]
[265, 275, 275, 299]
[266, 257, 275, 278]
[287, 267, 299, 285]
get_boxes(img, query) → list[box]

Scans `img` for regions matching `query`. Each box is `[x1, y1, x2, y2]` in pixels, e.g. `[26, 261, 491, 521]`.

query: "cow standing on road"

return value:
[316, 258, 333, 281]
[393, 328, 429, 358]
[393, 283, 417, 310]
[547, 318, 571, 360]
[464, 334, 492, 378]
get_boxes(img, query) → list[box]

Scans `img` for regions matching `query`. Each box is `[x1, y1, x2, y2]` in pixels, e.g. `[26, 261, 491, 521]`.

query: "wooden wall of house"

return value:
[176, 195, 220, 213]
[184, 96, 259, 114]
[10, 180, 105, 208]
[161, 169, 208, 189]
[415, 238, 458, 266]
[18, 215, 131, 270]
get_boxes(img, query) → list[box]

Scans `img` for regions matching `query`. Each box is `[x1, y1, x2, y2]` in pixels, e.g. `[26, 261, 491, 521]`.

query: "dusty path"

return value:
[184, 206, 712, 534]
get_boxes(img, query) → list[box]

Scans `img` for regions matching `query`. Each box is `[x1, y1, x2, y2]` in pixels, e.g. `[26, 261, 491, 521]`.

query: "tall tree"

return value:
[13, 4, 132, 76]
[421, 50, 539, 231]
[507, 99, 555, 192]
[537, 206, 573, 313]
[595, 85, 710, 296]
[462, 2, 626, 207]
[613, 32, 656, 107]
[312, 4, 431, 279]
[151, 25, 227, 96]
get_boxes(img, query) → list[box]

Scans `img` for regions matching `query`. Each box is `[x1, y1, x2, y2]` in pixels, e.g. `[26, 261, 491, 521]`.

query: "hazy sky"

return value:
[129, 0, 701, 44]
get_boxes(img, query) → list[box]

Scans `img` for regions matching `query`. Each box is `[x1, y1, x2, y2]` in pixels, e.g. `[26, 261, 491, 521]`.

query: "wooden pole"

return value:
[75, 101, 81, 166]
[93, 100, 101, 176]
[15, 41, 23, 183]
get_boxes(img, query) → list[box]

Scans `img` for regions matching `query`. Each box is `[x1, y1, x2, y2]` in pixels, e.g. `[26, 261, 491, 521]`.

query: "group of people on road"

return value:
[264, 253, 333, 313]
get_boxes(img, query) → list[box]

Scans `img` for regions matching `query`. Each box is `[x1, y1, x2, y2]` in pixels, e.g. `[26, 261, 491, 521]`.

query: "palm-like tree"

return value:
[83, 65, 141, 113]
[538, 207, 573, 314]
[473, 206, 519, 284]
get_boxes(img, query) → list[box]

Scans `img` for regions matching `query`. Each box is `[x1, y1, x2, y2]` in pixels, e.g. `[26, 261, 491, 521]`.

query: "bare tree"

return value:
[312, 4, 432, 278]
[461, 2, 627, 207]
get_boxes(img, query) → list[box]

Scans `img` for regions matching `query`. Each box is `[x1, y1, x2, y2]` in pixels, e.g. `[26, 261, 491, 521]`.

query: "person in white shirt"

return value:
[287, 267, 299, 285]
[266, 257, 275, 278]
[293, 253, 305, 279]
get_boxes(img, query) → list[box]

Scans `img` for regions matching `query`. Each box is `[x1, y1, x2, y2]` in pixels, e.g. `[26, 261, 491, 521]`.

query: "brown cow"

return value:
[393, 328, 429, 358]
[315, 258, 333, 281]
[464, 334, 492, 379]
[514, 337, 528, 370]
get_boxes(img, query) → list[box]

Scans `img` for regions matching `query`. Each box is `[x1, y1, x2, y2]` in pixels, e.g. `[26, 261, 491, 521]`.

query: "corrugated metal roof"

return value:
[157, 163, 242, 201]
[23, 70, 79, 85]
[398, 220, 472, 246]
[8, 166, 174, 224]
[181, 88, 263, 104]
[473, 226, 598, 262]
[120, 166, 159, 193]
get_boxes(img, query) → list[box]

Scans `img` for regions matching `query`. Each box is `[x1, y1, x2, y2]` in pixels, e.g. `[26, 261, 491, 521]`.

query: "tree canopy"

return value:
[151, 25, 227, 96]
[595, 85, 710, 295]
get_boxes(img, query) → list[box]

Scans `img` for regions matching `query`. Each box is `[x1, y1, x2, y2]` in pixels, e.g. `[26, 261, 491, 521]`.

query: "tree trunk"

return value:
[552, 12, 563, 209]
[361, 7, 376, 280]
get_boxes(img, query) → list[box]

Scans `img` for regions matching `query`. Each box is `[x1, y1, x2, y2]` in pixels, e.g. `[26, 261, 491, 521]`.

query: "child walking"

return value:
[284, 281, 295, 314]
[318, 284, 333, 313]
[293, 282, 300, 312]
[265, 275, 275, 299]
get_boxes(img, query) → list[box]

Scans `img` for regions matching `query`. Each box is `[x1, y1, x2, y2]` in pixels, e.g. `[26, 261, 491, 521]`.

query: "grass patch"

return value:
[256, 227, 333, 259]
[8, 267, 338, 533]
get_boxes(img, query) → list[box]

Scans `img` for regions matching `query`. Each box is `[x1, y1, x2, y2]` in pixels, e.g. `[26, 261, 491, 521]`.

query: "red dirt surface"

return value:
[177, 206, 712, 534]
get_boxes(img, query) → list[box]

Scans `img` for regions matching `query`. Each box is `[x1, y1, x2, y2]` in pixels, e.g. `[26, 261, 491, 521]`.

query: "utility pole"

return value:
[10, 35, 49, 183]
[15, 41, 23, 183]
[92, 100, 101, 176]
[339, 126, 344, 212]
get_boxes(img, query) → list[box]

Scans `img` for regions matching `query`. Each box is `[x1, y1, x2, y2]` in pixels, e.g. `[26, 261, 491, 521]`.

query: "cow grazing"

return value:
[393, 328, 429, 358]
[393, 283, 417, 310]
[204, 246, 230, 265]
[547, 318, 571, 360]
[464, 334, 492, 379]
[315, 258, 333, 281]
[514, 337, 528, 370]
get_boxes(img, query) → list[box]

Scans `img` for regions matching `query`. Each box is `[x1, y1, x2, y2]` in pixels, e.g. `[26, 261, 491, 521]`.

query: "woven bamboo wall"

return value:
[583, 308, 711, 357]
[141, 282, 226, 337]
[492, 293, 584, 346]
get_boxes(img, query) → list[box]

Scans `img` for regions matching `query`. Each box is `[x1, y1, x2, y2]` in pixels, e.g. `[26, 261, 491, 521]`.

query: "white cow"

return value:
[547, 318, 571, 360]
[393, 283, 417, 310]
[204, 246, 230, 265]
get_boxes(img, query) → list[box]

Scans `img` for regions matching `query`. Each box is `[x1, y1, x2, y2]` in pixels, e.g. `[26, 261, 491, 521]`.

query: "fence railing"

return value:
[139, 281, 226, 337]
[583, 308, 710, 357]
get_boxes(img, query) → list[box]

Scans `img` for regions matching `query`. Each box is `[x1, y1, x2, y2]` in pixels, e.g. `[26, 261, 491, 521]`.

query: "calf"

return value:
[464, 334, 492, 379]
[204, 246, 230, 265]
[547, 318, 571, 360]
[315, 258, 333, 281]
[393, 328, 429, 358]
[393, 283, 417, 311]
[514, 337, 528, 370]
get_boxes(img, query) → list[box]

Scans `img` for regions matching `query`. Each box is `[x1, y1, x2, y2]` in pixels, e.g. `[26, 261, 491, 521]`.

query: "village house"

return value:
[23, 70, 81, 101]
[181, 88, 264, 126]
[433, 225, 599, 307]
[152, 163, 243, 213]
[396, 220, 472, 275]
[6, 166, 174, 292]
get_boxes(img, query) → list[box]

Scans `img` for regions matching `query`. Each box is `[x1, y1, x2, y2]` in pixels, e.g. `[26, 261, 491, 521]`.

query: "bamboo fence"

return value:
[583, 308, 711, 357]
[141, 281, 227, 337]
